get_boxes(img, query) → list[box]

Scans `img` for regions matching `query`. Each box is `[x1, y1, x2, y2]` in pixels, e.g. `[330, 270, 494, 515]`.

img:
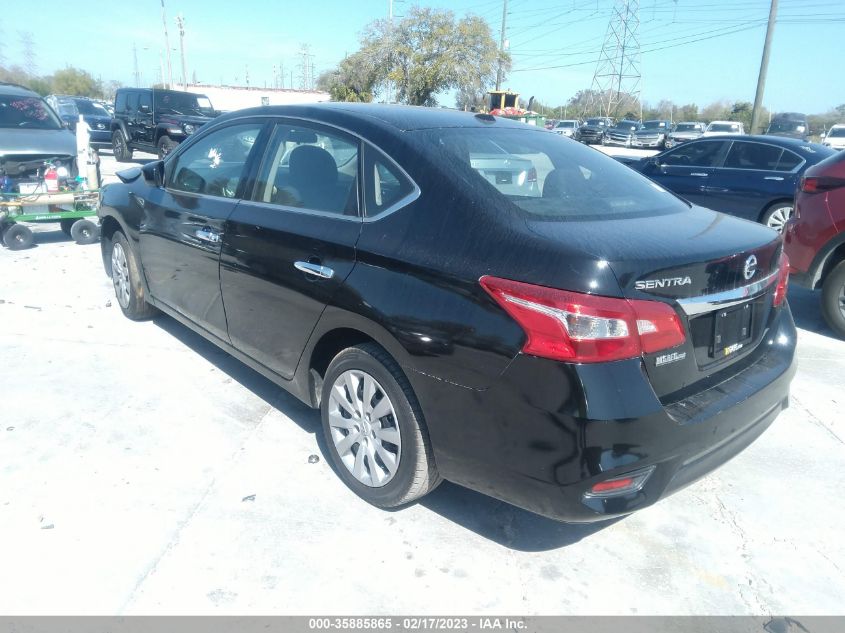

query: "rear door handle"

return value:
[294, 260, 334, 279]
[764, 176, 785, 181]
[690, 172, 709, 177]
[195, 227, 221, 243]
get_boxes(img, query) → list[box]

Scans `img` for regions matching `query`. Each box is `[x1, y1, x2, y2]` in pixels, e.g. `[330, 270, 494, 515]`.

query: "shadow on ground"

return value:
[787, 285, 838, 338]
[152, 313, 615, 551]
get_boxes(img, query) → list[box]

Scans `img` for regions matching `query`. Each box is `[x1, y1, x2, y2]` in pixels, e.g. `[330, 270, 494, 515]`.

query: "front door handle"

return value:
[195, 227, 221, 243]
[764, 176, 785, 181]
[294, 260, 334, 279]
[690, 172, 709, 177]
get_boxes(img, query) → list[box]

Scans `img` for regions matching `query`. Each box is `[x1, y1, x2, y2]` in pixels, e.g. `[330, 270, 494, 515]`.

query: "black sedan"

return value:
[621, 135, 836, 232]
[98, 104, 795, 522]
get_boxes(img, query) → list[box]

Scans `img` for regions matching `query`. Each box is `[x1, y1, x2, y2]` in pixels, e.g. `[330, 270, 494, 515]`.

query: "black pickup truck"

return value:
[110, 88, 218, 161]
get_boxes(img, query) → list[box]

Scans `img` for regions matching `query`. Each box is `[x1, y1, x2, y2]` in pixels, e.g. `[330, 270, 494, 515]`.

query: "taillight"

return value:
[526, 167, 537, 183]
[800, 176, 845, 193]
[773, 253, 790, 307]
[479, 276, 686, 363]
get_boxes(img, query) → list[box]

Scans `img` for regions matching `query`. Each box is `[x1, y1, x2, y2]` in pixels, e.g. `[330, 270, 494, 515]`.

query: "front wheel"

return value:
[320, 343, 441, 508]
[762, 202, 793, 233]
[157, 135, 178, 159]
[109, 231, 158, 320]
[821, 260, 845, 339]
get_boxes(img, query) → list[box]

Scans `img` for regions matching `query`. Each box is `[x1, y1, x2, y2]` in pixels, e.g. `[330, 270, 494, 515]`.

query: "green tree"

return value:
[678, 103, 699, 121]
[50, 67, 103, 98]
[317, 52, 377, 103]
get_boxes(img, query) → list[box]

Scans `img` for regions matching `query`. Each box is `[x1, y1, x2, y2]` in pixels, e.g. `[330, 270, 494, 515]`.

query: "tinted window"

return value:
[138, 92, 152, 111]
[828, 128, 845, 138]
[365, 147, 415, 217]
[74, 99, 109, 116]
[417, 128, 687, 219]
[708, 123, 741, 133]
[169, 123, 261, 197]
[115, 92, 127, 113]
[126, 92, 139, 113]
[723, 142, 784, 170]
[0, 95, 62, 130]
[155, 91, 214, 116]
[662, 141, 727, 167]
[675, 123, 702, 132]
[776, 150, 802, 171]
[254, 123, 359, 216]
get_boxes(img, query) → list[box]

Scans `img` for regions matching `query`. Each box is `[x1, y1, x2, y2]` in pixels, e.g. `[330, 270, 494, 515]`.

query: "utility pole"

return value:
[161, 0, 174, 89]
[176, 13, 188, 90]
[132, 43, 141, 87]
[495, 0, 508, 91]
[750, 0, 778, 134]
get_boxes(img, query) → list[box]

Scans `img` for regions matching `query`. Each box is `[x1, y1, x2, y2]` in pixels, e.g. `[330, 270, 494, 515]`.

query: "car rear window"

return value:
[417, 127, 687, 220]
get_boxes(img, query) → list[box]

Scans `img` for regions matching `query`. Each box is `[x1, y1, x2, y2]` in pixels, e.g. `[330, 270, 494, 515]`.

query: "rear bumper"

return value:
[410, 305, 796, 522]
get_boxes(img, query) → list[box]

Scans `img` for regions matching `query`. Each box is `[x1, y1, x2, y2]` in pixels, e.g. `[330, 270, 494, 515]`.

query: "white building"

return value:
[182, 84, 330, 113]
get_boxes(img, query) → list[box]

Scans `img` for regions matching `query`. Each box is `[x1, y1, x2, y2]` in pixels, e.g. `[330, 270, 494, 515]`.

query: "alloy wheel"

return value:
[766, 206, 793, 233]
[111, 241, 131, 309]
[327, 369, 401, 488]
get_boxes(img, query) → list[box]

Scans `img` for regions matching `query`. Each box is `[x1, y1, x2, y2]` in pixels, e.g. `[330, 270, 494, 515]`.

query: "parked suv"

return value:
[111, 88, 217, 161]
[632, 119, 671, 149]
[784, 150, 845, 337]
[821, 124, 845, 151]
[665, 122, 706, 149]
[766, 113, 809, 141]
[575, 117, 614, 144]
[98, 104, 795, 522]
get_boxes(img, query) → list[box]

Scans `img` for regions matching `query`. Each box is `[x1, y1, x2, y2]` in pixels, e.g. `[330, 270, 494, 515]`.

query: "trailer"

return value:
[0, 190, 100, 250]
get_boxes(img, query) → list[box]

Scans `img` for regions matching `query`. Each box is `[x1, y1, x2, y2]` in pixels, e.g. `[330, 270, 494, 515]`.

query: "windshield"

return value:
[642, 121, 667, 129]
[154, 91, 215, 116]
[556, 121, 576, 128]
[57, 102, 78, 116]
[417, 127, 686, 220]
[829, 128, 845, 138]
[615, 121, 640, 130]
[585, 118, 607, 126]
[708, 123, 740, 132]
[74, 99, 110, 117]
[768, 120, 806, 133]
[675, 123, 701, 132]
[0, 95, 63, 130]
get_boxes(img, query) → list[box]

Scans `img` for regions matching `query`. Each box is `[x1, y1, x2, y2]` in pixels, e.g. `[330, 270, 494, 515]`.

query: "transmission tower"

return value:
[586, 0, 641, 118]
[297, 45, 315, 91]
[18, 31, 37, 76]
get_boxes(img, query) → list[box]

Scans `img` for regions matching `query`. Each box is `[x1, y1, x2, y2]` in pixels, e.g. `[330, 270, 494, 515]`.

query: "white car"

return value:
[702, 120, 745, 136]
[552, 119, 580, 137]
[822, 125, 845, 151]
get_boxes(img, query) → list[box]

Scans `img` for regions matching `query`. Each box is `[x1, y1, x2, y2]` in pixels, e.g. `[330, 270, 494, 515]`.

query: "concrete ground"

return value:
[0, 150, 843, 615]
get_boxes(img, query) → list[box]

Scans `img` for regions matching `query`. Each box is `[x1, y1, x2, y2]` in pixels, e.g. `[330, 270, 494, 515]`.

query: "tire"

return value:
[108, 231, 158, 320]
[320, 343, 441, 508]
[3, 224, 34, 250]
[821, 260, 845, 339]
[70, 219, 100, 245]
[761, 202, 793, 233]
[157, 135, 178, 159]
[59, 219, 75, 237]
[112, 130, 133, 162]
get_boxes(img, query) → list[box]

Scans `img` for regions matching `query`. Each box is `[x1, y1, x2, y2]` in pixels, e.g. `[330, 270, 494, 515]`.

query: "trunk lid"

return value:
[523, 205, 784, 400]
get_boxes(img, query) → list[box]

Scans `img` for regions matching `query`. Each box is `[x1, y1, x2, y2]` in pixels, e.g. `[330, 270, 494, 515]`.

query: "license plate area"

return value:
[711, 302, 754, 358]
[492, 171, 512, 185]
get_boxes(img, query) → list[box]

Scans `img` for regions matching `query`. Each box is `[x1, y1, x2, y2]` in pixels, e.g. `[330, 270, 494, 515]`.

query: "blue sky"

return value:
[1, 0, 843, 113]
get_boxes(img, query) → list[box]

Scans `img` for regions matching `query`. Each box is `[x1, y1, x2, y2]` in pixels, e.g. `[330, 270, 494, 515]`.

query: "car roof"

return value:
[708, 120, 742, 125]
[692, 134, 826, 152]
[215, 102, 537, 133]
[0, 82, 40, 98]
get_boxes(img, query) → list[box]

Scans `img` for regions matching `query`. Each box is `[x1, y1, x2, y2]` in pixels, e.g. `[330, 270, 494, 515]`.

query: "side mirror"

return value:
[142, 160, 165, 188]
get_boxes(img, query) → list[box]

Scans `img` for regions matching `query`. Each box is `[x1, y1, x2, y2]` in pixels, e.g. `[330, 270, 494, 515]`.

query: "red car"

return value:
[784, 150, 845, 337]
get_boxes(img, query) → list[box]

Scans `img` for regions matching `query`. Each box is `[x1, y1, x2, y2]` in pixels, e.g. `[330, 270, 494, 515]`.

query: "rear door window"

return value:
[775, 150, 803, 172]
[126, 92, 139, 113]
[723, 141, 784, 170]
[138, 92, 152, 113]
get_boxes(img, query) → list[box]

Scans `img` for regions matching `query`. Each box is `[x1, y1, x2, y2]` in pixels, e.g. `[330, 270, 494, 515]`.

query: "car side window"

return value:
[776, 149, 802, 172]
[254, 123, 360, 217]
[126, 92, 138, 113]
[115, 92, 126, 113]
[138, 92, 151, 112]
[364, 147, 415, 217]
[168, 123, 262, 198]
[723, 141, 784, 170]
[662, 141, 726, 167]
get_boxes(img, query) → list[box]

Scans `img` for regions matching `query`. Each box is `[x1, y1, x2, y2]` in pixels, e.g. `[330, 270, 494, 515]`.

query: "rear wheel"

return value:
[320, 343, 441, 508]
[109, 231, 157, 320]
[762, 202, 793, 233]
[821, 260, 845, 339]
[70, 219, 100, 245]
[112, 130, 133, 162]
[2, 224, 34, 250]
